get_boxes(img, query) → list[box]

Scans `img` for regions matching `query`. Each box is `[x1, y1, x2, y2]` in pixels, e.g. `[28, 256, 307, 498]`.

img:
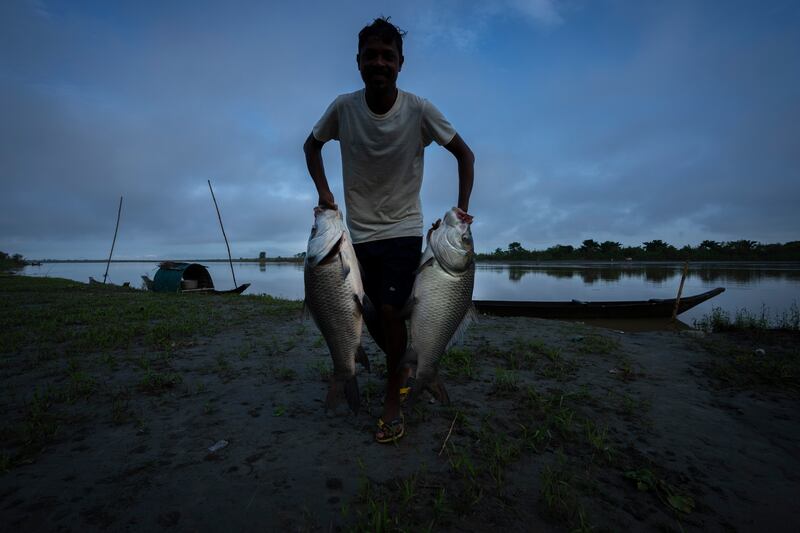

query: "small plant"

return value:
[583, 419, 613, 463]
[307, 359, 332, 381]
[273, 366, 297, 381]
[625, 468, 695, 514]
[493, 368, 518, 393]
[111, 394, 130, 425]
[397, 472, 418, 504]
[441, 347, 476, 379]
[138, 370, 182, 393]
[577, 334, 620, 354]
[432, 487, 448, 521]
[65, 369, 96, 403]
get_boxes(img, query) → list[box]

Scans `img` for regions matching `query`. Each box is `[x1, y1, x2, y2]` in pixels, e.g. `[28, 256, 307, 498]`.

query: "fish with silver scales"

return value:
[303, 208, 370, 414]
[402, 207, 476, 406]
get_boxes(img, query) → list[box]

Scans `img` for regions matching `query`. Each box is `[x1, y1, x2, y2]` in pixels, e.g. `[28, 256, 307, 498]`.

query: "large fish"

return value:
[304, 208, 369, 414]
[403, 208, 476, 405]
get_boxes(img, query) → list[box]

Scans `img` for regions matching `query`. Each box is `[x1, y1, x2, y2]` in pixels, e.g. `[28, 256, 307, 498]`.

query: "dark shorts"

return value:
[354, 236, 422, 309]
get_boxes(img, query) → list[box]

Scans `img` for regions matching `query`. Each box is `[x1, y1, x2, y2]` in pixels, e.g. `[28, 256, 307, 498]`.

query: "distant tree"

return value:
[546, 244, 574, 260]
[508, 242, 524, 253]
[599, 241, 622, 258]
[579, 239, 600, 258]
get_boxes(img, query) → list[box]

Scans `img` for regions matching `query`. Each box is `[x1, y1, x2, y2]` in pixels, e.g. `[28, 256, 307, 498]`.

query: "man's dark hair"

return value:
[358, 17, 406, 56]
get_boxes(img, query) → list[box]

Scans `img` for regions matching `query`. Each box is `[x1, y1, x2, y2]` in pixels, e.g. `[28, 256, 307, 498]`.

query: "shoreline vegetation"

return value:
[1, 275, 798, 531]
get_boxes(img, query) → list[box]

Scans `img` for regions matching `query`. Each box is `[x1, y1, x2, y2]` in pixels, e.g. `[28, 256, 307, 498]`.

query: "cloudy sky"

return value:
[2, 0, 798, 260]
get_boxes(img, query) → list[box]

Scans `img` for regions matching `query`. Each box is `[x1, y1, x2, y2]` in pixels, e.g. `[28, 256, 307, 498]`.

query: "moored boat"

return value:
[141, 262, 249, 295]
[473, 287, 725, 319]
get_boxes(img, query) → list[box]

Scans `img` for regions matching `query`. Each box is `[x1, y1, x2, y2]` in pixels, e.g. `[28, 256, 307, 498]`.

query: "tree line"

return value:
[477, 240, 800, 261]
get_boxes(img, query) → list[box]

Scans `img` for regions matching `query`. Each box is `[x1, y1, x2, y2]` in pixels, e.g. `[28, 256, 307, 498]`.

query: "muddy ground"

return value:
[1, 276, 798, 532]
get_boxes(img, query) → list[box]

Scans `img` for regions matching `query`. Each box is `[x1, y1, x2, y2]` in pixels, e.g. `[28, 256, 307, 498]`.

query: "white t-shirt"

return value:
[312, 88, 456, 244]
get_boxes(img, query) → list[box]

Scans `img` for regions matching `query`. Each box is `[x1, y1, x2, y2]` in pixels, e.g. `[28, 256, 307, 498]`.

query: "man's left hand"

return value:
[455, 207, 473, 224]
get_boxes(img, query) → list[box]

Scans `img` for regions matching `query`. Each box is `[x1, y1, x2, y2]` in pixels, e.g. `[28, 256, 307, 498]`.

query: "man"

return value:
[304, 17, 474, 443]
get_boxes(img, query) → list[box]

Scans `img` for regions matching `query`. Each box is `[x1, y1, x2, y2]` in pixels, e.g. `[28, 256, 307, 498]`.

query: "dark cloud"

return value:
[1, 0, 798, 259]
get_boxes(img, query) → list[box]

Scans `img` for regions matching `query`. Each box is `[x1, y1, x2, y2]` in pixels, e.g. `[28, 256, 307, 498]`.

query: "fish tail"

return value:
[325, 376, 360, 414]
[324, 377, 341, 411]
[427, 375, 451, 405]
[356, 345, 371, 372]
[407, 373, 450, 407]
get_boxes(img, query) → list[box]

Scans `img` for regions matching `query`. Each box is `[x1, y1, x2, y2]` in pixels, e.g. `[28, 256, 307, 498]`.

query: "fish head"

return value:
[429, 208, 474, 274]
[306, 208, 346, 268]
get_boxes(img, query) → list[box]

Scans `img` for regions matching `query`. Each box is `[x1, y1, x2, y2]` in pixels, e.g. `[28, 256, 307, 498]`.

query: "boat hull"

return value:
[473, 287, 725, 319]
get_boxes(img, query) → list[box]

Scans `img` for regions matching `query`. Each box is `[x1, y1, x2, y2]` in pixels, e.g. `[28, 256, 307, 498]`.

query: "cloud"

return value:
[508, 0, 564, 26]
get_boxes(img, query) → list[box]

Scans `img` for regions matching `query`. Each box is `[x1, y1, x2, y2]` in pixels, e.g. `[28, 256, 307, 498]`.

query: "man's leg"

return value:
[380, 303, 407, 424]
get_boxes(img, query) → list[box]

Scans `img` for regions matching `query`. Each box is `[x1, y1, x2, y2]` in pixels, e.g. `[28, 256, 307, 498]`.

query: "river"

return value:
[20, 261, 800, 328]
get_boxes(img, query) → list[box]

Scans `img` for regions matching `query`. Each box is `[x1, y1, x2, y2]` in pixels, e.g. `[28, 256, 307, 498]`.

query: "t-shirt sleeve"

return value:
[421, 100, 457, 147]
[312, 97, 339, 142]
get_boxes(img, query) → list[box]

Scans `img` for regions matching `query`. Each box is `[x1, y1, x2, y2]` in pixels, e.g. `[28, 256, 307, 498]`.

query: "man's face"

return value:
[357, 35, 403, 92]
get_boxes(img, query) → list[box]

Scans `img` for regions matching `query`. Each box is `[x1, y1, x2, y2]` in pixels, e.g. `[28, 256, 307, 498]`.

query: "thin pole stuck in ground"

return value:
[671, 261, 689, 321]
[208, 179, 237, 287]
[103, 196, 123, 284]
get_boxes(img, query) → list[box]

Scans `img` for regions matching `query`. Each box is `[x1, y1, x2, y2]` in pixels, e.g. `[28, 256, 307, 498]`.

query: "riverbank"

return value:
[1, 275, 798, 531]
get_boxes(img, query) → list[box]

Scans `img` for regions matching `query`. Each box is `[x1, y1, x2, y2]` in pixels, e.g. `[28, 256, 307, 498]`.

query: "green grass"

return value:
[492, 368, 519, 393]
[576, 334, 620, 355]
[694, 302, 799, 332]
[704, 343, 799, 392]
[440, 347, 476, 379]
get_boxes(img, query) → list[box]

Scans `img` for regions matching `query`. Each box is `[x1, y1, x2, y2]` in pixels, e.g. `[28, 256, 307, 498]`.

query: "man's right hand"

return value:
[318, 191, 338, 211]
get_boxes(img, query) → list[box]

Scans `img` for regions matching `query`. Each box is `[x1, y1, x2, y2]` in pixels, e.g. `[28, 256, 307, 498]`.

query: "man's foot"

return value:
[375, 413, 405, 443]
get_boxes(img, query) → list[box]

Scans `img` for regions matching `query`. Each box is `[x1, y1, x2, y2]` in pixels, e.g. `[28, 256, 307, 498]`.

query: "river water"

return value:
[21, 261, 800, 327]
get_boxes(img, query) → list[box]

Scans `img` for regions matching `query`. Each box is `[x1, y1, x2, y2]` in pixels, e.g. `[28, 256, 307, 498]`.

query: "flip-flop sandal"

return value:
[399, 386, 411, 403]
[399, 377, 416, 405]
[375, 413, 405, 443]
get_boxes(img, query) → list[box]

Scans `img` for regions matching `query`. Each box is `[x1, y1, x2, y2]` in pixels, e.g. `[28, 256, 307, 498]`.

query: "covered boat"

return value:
[142, 262, 249, 294]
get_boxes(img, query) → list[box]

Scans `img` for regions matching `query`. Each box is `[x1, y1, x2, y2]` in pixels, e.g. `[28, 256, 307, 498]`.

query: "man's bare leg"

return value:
[379, 303, 406, 425]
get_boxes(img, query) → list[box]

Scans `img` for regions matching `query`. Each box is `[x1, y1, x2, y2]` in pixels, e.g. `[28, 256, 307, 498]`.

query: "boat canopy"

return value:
[152, 262, 214, 293]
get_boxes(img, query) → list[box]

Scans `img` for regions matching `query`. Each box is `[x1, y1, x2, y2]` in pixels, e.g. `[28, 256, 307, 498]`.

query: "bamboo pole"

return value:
[207, 179, 237, 287]
[671, 261, 689, 321]
[103, 196, 123, 284]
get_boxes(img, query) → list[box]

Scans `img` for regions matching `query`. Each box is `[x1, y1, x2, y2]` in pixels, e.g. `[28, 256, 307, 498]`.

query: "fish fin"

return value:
[396, 295, 417, 319]
[398, 346, 418, 374]
[444, 305, 477, 352]
[344, 376, 360, 415]
[356, 345, 370, 373]
[352, 292, 364, 317]
[406, 373, 449, 407]
[413, 256, 435, 276]
[301, 300, 314, 324]
[339, 251, 350, 280]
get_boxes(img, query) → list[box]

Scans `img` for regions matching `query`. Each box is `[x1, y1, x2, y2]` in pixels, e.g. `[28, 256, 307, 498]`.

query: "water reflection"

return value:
[479, 263, 800, 285]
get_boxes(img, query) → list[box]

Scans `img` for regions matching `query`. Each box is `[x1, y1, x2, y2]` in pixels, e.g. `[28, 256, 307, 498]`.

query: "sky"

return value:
[1, 0, 799, 260]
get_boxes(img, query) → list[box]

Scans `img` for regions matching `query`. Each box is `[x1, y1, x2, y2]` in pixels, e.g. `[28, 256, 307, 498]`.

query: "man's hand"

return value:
[318, 190, 338, 211]
[455, 207, 473, 224]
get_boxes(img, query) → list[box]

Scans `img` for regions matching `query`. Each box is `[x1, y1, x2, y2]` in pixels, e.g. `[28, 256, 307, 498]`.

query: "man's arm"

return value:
[443, 133, 475, 222]
[303, 133, 337, 209]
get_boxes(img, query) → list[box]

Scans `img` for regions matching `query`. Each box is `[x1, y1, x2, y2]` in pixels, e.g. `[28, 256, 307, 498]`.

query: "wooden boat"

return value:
[473, 287, 725, 319]
[141, 262, 249, 295]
